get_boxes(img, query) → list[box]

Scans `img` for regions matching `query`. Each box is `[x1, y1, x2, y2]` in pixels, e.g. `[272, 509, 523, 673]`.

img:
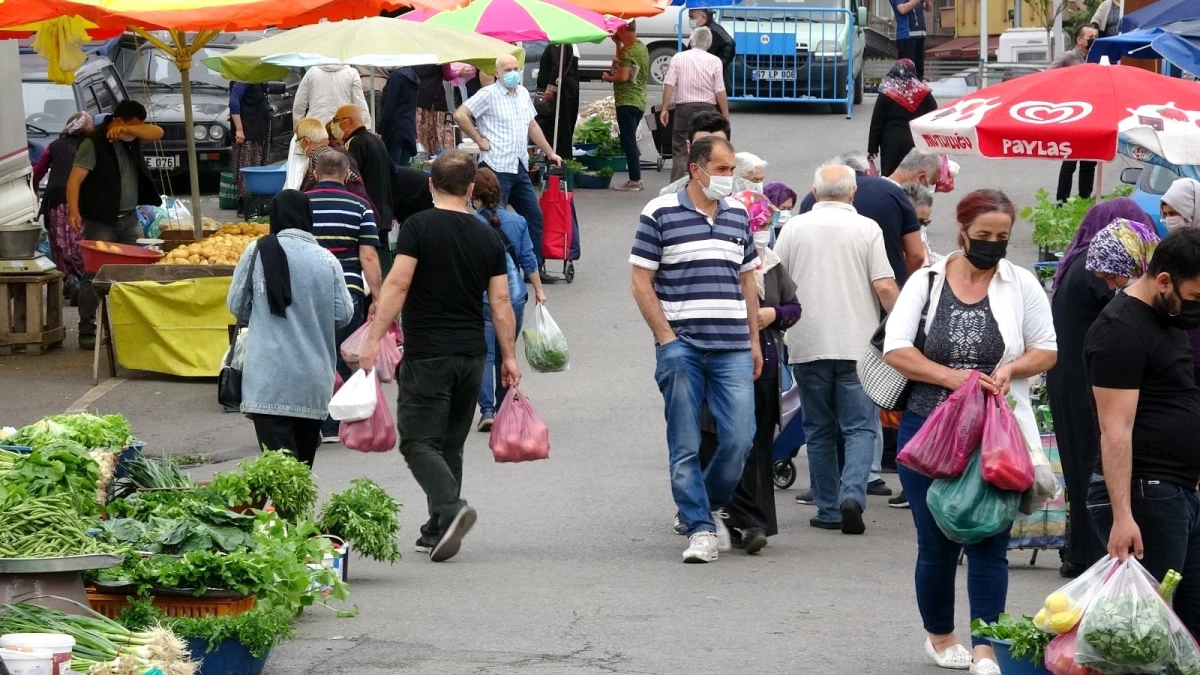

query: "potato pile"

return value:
[157, 221, 268, 266]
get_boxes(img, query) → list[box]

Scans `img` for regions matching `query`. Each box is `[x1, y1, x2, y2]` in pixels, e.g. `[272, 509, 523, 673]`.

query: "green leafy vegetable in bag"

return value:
[523, 304, 569, 373]
[1168, 630, 1200, 675]
[1079, 594, 1171, 671]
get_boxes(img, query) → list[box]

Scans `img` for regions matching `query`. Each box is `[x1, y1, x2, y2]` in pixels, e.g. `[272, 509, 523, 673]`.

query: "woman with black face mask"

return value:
[880, 189, 1058, 675]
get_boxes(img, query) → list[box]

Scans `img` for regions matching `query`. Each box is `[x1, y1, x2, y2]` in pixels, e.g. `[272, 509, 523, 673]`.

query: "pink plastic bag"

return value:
[866, 156, 880, 177]
[1045, 629, 1102, 675]
[338, 375, 396, 453]
[333, 371, 344, 395]
[979, 392, 1035, 492]
[488, 386, 549, 463]
[897, 370, 986, 478]
[341, 320, 402, 382]
[340, 321, 372, 365]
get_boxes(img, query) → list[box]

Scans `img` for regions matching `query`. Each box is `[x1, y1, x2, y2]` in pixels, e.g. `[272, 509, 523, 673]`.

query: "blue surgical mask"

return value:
[502, 71, 522, 89]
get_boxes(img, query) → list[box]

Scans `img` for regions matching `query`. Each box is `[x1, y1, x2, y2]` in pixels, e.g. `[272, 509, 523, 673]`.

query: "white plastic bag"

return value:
[522, 304, 569, 373]
[285, 136, 309, 191]
[328, 369, 378, 422]
[161, 196, 192, 230]
[1018, 439, 1060, 515]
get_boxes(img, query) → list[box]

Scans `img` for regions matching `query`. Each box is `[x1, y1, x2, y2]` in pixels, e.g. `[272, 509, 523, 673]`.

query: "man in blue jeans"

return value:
[455, 54, 563, 284]
[1085, 227, 1200, 636]
[631, 136, 761, 564]
[773, 164, 899, 534]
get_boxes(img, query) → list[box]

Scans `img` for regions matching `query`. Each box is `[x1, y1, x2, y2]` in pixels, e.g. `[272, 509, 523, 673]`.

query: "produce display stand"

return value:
[88, 582, 256, 619]
[0, 270, 65, 356]
[91, 264, 235, 385]
[0, 554, 123, 617]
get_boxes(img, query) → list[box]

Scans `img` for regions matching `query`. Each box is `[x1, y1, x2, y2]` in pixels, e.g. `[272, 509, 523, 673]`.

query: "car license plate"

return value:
[146, 156, 178, 170]
[753, 69, 796, 81]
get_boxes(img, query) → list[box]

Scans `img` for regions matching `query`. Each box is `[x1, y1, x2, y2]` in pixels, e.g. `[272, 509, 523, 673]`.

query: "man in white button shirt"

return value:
[455, 55, 564, 284]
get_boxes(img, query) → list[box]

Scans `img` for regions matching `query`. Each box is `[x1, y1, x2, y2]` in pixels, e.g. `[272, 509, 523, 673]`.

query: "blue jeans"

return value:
[654, 340, 755, 536]
[390, 145, 413, 167]
[898, 411, 1010, 646]
[615, 105, 642, 182]
[793, 360, 877, 522]
[1087, 475, 1200, 636]
[478, 299, 526, 418]
[486, 163, 545, 266]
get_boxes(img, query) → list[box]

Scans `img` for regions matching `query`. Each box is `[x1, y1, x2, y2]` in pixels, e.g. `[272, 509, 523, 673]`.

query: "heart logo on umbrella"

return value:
[1009, 101, 1093, 125]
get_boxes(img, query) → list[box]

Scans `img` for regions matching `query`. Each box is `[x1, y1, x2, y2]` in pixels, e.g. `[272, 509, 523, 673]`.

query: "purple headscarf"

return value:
[1053, 197, 1153, 291]
[763, 182, 797, 209]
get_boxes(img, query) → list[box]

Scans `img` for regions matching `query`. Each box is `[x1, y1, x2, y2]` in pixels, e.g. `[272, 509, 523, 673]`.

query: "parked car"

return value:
[927, 64, 1042, 101]
[1121, 163, 1179, 238]
[577, 5, 688, 86]
[22, 53, 127, 163]
[114, 33, 297, 178]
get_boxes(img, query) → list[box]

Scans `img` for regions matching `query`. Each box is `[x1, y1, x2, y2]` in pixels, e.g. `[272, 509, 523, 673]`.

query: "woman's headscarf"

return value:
[1053, 197, 1153, 290]
[62, 111, 93, 138]
[1163, 178, 1200, 227]
[878, 58, 931, 113]
[763, 182, 797, 209]
[257, 190, 313, 318]
[1085, 218, 1159, 280]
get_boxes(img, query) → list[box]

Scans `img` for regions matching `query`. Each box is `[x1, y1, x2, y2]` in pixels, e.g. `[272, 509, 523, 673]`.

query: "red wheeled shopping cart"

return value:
[539, 171, 578, 283]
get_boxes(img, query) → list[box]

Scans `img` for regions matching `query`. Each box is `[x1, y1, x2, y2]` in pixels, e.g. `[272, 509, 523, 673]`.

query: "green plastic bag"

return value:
[927, 450, 1021, 545]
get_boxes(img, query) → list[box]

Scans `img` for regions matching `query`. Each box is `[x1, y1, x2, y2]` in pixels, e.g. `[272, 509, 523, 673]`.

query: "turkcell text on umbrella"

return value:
[920, 134, 973, 151]
[1000, 139, 1073, 158]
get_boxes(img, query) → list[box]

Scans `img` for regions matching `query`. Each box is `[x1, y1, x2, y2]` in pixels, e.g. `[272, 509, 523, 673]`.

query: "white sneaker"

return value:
[683, 532, 719, 563]
[712, 510, 731, 552]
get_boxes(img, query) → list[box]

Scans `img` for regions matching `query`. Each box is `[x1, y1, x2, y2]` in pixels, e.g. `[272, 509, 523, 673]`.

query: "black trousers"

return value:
[699, 375, 780, 536]
[1057, 161, 1097, 202]
[397, 354, 486, 546]
[251, 415, 322, 467]
[897, 37, 926, 80]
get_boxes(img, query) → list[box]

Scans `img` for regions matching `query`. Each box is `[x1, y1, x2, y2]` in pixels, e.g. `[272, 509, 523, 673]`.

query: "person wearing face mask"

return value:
[764, 181, 797, 237]
[1162, 177, 1200, 232]
[630, 136, 761, 563]
[66, 99, 164, 351]
[884, 189, 1057, 675]
[295, 118, 372, 205]
[455, 55, 564, 284]
[332, 105, 396, 276]
[688, 9, 735, 92]
[1050, 24, 1099, 203]
[1084, 227, 1200, 639]
[734, 151, 767, 190]
[775, 164, 901, 535]
[1046, 199, 1155, 578]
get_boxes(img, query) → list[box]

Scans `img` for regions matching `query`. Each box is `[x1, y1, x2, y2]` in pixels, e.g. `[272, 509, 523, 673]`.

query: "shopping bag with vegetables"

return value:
[488, 386, 549, 463]
[979, 392, 1035, 492]
[1045, 628, 1103, 675]
[1036, 556, 1119, 635]
[327, 369, 377, 422]
[523, 304, 569, 373]
[1076, 558, 1174, 674]
[338, 373, 396, 453]
[926, 449, 1021, 545]
[897, 370, 986, 478]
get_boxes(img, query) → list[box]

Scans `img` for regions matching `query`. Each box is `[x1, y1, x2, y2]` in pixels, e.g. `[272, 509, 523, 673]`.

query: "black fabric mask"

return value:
[1154, 282, 1200, 330]
[965, 238, 1008, 270]
[1085, 37, 1096, 49]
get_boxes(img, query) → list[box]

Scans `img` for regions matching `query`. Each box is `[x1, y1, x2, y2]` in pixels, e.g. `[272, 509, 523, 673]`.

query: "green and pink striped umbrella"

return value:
[401, 0, 622, 44]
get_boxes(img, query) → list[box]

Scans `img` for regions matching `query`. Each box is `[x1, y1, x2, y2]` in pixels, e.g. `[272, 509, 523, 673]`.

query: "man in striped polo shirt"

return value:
[306, 151, 383, 438]
[630, 135, 761, 564]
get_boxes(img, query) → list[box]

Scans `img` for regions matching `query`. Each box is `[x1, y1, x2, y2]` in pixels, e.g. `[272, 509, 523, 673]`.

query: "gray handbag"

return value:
[857, 272, 936, 412]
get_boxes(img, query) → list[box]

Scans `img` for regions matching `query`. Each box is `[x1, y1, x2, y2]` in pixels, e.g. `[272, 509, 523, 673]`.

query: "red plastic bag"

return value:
[897, 370, 986, 478]
[333, 371, 344, 395]
[338, 375, 396, 452]
[488, 386, 549, 463]
[1045, 629, 1102, 675]
[340, 320, 402, 382]
[979, 392, 1035, 492]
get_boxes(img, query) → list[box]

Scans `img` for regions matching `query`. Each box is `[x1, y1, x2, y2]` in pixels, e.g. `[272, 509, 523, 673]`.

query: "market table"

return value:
[0, 554, 123, 617]
[92, 265, 236, 385]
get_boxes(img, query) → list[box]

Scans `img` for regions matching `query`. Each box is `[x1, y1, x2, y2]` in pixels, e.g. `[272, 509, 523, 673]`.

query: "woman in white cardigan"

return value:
[883, 189, 1058, 675]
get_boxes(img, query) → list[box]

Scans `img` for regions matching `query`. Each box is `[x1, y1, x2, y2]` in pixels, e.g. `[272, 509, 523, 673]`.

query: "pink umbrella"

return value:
[402, 0, 622, 44]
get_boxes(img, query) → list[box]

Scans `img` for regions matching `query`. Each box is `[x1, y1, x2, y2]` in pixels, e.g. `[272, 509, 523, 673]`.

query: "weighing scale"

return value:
[0, 255, 56, 274]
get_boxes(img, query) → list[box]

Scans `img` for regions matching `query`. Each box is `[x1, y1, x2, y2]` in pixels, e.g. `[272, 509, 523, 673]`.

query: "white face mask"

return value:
[699, 168, 733, 200]
[688, 19, 698, 28]
[775, 211, 791, 228]
[748, 181, 764, 193]
[1165, 214, 1188, 230]
[753, 229, 771, 252]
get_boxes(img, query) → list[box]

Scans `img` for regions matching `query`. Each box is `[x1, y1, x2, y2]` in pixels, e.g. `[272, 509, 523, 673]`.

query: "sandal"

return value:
[970, 658, 1000, 675]
[924, 638, 972, 670]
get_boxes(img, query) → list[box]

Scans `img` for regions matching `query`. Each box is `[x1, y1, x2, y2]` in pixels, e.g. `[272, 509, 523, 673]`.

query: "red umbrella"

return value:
[910, 62, 1200, 163]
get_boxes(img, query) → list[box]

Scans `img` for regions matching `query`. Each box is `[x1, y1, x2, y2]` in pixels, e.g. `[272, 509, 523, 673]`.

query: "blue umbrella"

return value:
[1122, 0, 1200, 32]
[1153, 30, 1200, 77]
[1088, 27, 1166, 62]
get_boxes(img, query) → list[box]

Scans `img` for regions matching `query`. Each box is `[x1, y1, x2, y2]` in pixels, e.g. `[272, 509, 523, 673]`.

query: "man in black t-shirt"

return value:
[1084, 227, 1200, 635]
[358, 151, 519, 563]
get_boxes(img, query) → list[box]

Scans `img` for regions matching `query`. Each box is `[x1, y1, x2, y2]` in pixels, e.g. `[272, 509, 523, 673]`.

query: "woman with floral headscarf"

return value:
[869, 58, 938, 176]
[1047, 198, 1155, 578]
[32, 111, 92, 299]
[1086, 218, 1159, 289]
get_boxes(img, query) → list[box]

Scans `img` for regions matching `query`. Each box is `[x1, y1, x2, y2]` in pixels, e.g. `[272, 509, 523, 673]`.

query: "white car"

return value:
[576, 5, 689, 86]
[927, 64, 1042, 101]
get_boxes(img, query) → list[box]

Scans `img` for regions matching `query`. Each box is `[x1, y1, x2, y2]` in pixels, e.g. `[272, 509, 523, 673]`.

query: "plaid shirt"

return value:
[464, 82, 536, 174]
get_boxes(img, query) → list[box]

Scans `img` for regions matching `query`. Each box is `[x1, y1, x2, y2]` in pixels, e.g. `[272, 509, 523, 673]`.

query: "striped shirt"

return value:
[630, 188, 756, 351]
[663, 48, 725, 105]
[464, 82, 536, 174]
[306, 181, 380, 297]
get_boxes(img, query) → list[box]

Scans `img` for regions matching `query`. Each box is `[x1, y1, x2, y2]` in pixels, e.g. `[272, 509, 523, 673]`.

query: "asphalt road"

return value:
[1, 95, 1139, 674]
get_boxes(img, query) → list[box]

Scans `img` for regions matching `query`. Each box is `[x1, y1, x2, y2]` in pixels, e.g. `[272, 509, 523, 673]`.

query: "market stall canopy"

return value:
[204, 17, 525, 82]
[1088, 20, 1200, 77]
[1121, 0, 1200, 32]
[401, 0, 622, 44]
[558, 0, 664, 19]
[909, 60, 1200, 163]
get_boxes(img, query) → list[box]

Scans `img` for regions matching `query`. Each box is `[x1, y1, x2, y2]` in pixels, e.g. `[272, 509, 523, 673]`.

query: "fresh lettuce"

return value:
[8, 413, 134, 450]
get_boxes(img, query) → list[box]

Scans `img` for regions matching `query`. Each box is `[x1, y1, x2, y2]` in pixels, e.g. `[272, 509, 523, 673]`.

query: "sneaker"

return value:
[477, 417, 494, 433]
[712, 510, 731, 552]
[321, 435, 339, 444]
[430, 505, 477, 562]
[888, 491, 910, 509]
[672, 513, 686, 536]
[414, 541, 432, 555]
[840, 499, 866, 535]
[79, 335, 95, 350]
[683, 531, 719, 563]
[738, 527, 768, 555]
[867, 479, 893, 497]
[809, 517, 841, 530]
[612, 180, 644, 192]
[795, 489, 815, 505]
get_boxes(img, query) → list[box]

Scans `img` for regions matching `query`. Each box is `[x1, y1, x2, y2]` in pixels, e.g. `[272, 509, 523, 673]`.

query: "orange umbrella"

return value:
[557, 0, 663, 18]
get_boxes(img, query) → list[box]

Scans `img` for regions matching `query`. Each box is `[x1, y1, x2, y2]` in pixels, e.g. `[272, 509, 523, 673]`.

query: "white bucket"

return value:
[0, 648, 55, 675]
[0, 634, 75, 675]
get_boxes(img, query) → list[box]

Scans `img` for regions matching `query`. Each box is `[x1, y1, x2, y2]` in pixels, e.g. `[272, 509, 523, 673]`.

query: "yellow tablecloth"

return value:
[107, 277, 234, 377]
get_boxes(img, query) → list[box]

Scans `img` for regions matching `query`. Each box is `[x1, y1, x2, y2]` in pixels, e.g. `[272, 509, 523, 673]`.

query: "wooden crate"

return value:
[86, 590, 257, 619]
[0, 271, 65, 356]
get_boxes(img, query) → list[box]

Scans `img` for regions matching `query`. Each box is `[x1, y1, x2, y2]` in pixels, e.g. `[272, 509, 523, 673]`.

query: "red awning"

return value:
[927, 36, 1000, 59]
